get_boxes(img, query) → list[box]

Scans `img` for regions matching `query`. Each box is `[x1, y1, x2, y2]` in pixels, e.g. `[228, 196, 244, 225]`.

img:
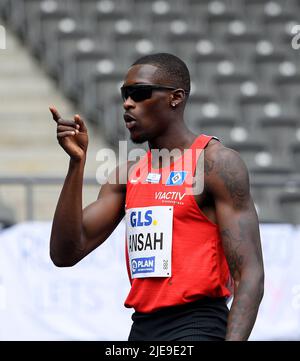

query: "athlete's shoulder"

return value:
[205, 137, 245, 165]
[205, 136, 221, 150]
[193, 135, 251, 206]
[204, 138, 249, 180]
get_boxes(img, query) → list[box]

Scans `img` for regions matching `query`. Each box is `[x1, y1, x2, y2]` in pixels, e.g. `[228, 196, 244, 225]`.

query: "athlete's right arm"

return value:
[49, 107, 126, 267]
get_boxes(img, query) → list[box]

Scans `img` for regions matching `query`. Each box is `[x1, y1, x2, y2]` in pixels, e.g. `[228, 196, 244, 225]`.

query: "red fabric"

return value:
[124, 134, 232, 313]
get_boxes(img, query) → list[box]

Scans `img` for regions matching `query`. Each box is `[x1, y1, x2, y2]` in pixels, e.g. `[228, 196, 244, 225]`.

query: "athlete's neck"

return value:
[148, 124, 197, 152]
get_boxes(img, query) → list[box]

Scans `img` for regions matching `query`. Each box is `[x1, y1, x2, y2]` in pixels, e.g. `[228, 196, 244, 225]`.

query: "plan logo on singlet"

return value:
[166, 171, 187, 186]
[131, 257, 155, 275]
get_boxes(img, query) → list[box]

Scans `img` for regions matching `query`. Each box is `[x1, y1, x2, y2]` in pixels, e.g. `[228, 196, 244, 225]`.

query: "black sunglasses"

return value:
[120, 83, 178, 102]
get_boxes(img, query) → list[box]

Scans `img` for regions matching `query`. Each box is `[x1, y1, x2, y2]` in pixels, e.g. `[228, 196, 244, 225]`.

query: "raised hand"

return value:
[49, 106, 88, 162]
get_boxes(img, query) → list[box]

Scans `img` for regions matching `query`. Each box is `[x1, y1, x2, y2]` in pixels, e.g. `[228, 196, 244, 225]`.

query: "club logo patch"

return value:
[166, 171, 187, 186]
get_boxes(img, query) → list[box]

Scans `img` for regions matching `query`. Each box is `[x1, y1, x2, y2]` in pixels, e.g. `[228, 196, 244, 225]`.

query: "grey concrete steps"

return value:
[0, 81, 53, 94]
[0, 102, 72, 113]
[0, 149, 102, 177]
[0, 59, 39, 73]
[0, 28, 111, 221]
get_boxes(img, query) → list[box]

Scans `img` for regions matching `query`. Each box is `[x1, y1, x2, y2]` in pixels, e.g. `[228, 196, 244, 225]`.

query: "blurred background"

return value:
[0, 0, 300, 340]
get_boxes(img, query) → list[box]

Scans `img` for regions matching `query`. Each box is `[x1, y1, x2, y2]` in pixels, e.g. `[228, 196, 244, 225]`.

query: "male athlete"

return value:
[49, 53, 264, 341]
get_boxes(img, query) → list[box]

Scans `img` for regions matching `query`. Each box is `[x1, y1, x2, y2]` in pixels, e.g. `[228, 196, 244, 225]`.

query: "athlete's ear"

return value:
[170, 89, 186, 108]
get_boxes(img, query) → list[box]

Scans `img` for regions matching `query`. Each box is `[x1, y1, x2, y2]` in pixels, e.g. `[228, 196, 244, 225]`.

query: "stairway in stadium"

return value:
[0, 28, 111, 222]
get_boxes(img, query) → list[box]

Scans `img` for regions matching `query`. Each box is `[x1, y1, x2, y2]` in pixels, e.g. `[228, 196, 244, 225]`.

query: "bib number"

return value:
[126, 206, 173, 278]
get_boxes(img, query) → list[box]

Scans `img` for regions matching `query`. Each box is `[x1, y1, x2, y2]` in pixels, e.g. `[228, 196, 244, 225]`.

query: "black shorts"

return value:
[128, 297, 229, 341]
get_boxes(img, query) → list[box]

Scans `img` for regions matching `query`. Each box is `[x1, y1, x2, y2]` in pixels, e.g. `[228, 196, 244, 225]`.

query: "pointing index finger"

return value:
[49, 106, 62, 123]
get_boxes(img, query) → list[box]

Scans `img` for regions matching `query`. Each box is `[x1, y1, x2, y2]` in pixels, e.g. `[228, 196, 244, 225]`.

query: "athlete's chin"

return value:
[129, 132, 148, 144]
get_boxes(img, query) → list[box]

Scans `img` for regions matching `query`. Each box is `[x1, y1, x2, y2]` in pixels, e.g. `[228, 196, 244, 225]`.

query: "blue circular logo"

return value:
[131, 260, 137, 272]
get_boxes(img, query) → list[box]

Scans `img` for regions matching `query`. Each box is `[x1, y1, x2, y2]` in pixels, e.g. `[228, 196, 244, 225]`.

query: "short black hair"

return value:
[131, 53, 190, 95]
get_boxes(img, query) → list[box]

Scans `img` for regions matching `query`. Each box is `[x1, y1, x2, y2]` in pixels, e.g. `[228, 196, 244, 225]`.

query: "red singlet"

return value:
[125, 134, 232, 313]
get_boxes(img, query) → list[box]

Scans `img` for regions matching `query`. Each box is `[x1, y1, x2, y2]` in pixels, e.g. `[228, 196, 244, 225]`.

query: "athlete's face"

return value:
[122, 64, 175, 144]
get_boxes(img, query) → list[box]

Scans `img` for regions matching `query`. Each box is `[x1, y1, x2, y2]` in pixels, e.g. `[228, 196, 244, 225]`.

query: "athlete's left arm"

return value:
[204, 143, 264, 341]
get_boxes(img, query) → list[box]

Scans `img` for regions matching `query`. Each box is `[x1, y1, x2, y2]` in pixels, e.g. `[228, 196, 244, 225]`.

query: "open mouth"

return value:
[124, 113, 137, 129]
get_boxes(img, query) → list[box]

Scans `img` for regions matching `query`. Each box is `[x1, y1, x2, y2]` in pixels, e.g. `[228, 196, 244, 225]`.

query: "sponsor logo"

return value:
[155, 191, 185, 201]
[130, 210, 153, 227]
[131, 257, 155, 274]
[146, 173, 161, 183]
[166, 171, 187, 186]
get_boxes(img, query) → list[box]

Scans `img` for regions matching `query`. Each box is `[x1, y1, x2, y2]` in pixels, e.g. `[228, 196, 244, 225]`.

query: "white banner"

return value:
[0, 222, 299, 340]
[250, 224, 300, 340]
[0, 221, 132, 340]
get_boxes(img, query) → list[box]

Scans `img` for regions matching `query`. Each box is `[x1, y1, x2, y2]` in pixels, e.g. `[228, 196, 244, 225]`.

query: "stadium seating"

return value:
[279, 188, 300, 224]
[1, 0, 300, 223]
